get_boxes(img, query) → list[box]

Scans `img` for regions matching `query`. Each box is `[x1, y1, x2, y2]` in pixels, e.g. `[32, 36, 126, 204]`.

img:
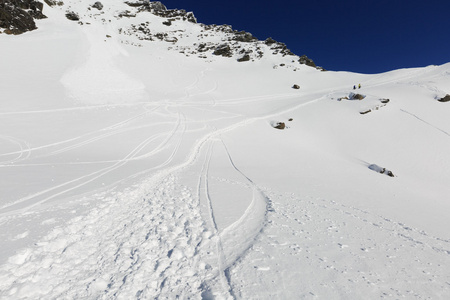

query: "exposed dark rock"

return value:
[92, 1, 103, 10]
[380, 98, 390, 104]
[438, 94, 450, 102]
[162, 20, 172, 26]
[369, 164, 395, 177]
[233, 31, 256, 42]
[360, 109, 371, 114]
[44, 0, 63, 6]
[65, 11, 79, 21]
[237, 54, 250, 62]
[298, 55, 325, 70]
[132, 1, 197, 23]
[288, 118, 293, 121]
[213, 44, 232, 57]
[270, 41, 294, 56]
[0, 0, 46, 34]
[149, 1, 167, 12]
[118, 10, 136, 18]
[124, 1, 147, 7]
[349, 93, 366, 100]
[264, 37, 276, 45]
[292, 84, 300, 89]
[299, 55, 316, 68]
[273, 122, 286, 130]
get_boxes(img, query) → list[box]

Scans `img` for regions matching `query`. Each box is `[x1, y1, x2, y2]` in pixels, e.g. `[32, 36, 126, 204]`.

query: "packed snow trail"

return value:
[193, 140, 270, 298]
[0, 175, 209, 299]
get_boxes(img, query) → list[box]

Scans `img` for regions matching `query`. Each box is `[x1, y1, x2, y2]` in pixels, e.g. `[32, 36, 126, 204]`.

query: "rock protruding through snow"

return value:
[369, 164, 395, 177]
[437, 94, 450, 102]
[0, 0, 46, 34]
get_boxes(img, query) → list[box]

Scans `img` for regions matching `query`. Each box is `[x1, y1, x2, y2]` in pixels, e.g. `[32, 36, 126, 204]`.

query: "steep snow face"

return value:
[1, 0, 450, 299]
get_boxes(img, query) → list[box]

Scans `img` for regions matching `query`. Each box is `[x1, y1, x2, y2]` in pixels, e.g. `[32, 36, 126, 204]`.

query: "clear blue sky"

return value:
[160, 0, 450, 74]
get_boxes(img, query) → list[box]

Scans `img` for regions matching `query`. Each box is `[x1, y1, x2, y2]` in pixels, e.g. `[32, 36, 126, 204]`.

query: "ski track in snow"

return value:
[0, 138, 271, 299]
[191, 139, 272, 298]
[3, 81, 449, 298]
[1, 1, 450, 297]
[0, 109, 186, 216]
[0, 104, 160, 162]
[400, 109, 450, 138]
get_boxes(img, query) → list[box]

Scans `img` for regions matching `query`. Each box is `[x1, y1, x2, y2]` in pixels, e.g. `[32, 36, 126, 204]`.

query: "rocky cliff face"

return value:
[0, 0, 46, 34]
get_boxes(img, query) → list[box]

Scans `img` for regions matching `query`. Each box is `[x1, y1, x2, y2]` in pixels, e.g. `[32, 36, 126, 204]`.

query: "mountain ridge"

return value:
[1, 0, 324, 70]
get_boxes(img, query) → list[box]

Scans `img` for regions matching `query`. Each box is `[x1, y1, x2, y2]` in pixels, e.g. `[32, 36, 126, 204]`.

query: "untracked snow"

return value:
[1, 0, 450, 299]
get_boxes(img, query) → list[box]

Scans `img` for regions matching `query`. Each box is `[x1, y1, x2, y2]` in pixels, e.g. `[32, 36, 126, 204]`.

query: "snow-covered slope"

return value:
[1, 0, 450, 298]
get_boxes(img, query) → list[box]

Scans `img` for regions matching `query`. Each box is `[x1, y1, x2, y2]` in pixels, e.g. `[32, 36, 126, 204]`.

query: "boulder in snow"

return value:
[65, 11, 79, 21]
[349, 92, 366, 100]
[369, 164, 394, 177]
[292, 84, 300, 89]
[437, 94, 450, 102]
[92, 1, 103, 10]
[270, 121, 286, 130]
[237, 54, 250, 62]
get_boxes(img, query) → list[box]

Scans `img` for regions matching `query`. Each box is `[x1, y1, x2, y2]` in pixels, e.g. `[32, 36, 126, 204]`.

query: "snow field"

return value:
[1, 0, 450, 298]
[230, 189, 450, 298]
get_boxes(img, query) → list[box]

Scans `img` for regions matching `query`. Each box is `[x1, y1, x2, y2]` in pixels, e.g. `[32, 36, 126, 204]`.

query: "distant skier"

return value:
[358, 83, 361, 89]
[353, 85, 356, 90]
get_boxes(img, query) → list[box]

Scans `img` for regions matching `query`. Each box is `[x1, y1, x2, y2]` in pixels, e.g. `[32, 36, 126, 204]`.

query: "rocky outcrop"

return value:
[233, 31, 256, 42]
[65, 11, 79, 21]
[213, 44, 232, 57]
[299, 55, 316, 68]
[349, 93, 366, 100]
[270, 41, 294, 56]
[118, 2, 323, 70]
[438, 94, 450, 102]
[264, 37, 276, 45]
[299, 55, 324, 70]
[369, 164, 394, 177]
[125, 1, 197, 23]
[0, 0, 46, 34]
[273, 122, 286, 130]
[92, 1, 103, 10]
[292, 84, 300, 89]
[43, 0, 63, 6]
[237, 54, 250, 62]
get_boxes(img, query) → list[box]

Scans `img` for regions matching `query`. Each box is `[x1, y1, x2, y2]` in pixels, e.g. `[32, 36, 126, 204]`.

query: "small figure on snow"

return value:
[353, 85, 356, 90]
[358, 83, 361, 89]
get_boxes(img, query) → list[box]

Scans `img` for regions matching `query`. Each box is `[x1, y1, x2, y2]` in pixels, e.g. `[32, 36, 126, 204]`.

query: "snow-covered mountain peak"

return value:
[1, 0, 322, 69]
